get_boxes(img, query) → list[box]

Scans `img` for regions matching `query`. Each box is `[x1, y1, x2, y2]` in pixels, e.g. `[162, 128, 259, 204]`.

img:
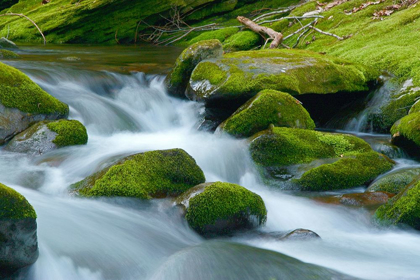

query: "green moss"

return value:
[367, 168, 420, 194]
[185, 181, 267, 235]
[223, 31, 261, 52]
[190, 49, 378, 102]
[296, 151, 394, 191]
[189, 61, 227, 85]
[220, 89, 315, 138]
[289, 1, 317, 16]
[0, 49, 19, 59]
[0, 183, 36, 219]
[409, 99, 420, 114]
[47, 119, 88, 147]
[73, 149, 205, 199]
[391, 112, 420, 146]
[188, 27, 239, 45]
[249, 127, 372, 167]
[185, 0, 238, 21]
[0, 62, 69, 115]
[375, 179, 420, 229]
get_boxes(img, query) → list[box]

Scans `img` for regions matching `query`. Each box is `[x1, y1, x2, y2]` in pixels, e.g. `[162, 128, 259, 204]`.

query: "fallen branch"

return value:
[237, 16, 283, 48]
[0, 13, 46, 45]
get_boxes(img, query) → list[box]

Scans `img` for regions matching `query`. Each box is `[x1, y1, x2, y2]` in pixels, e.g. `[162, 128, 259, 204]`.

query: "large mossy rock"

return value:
[177, 182, 267, 236]
[165, 39, 223, 98]
[391, 112, 420, 156]
[375, 179, 420, 230]
[187, 49, 377, 109]
[296, 152, 394, 191]
[72, 149, 205, 199]
[249, 127, 393, 191]
[219, 89, 315, 138]
[150, 241, 357, 280]
[366, 168, 420, 194]
[4, 120, 88, 155]
[0, 62, 69, 144]
[0, 183, 38, 275]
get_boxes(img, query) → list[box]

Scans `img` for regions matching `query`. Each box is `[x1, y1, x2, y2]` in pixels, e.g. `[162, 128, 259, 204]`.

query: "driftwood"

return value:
[0, 13, 46, 44]
[237, 16, 283, 49]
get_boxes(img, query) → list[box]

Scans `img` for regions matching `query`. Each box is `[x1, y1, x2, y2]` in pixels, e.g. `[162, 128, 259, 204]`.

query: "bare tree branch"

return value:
[237, 16, 283, 49]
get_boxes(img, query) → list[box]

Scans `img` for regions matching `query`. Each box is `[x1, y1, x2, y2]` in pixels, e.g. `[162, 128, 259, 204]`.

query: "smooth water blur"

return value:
[2, 45, 420, 280]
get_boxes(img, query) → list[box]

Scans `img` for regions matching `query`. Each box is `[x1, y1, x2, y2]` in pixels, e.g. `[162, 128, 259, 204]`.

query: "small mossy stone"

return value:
[0, 183, 36, 219]
[249, 127, 372, 167]
[296, 152, 394, 191]
[375, 178, 420, 230]
[223, 31, 261, 52]
[188, 27, 239, 45]
[72, 149, 205, 199]
[47, 119, 88, 147]
[367, 168, 420, 194]
[391, 112, 420, 148]
[0, 62, 68, 115]
[184, 182, 267, 236]
[0, 37, 18, 49]
[165, 39, 223, 98]
[219, 89, 315, 138]
[0, 49, 19, 59]
[188, 49, 377, 108]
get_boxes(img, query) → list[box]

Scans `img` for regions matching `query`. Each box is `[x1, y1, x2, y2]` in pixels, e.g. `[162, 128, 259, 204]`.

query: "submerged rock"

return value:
[0, 37, 18, 49]
[375, 178, 420, 230]
[187, 49, 377, 110]
[0, 62, 69, 144]
[165, 39, 223, 98]
[249, 127, 394, 191]
[253, 228, 321, 241]
[0, 183, 38, 275]
[367, 168, 420, 194]
[4, 120, 88, 155]
[150, 241, 357, 280]
[178, 182, 267, 236]
[72, 149, 205, 199]
[339, 192, 394, 207]
[219, 89, 315, 138]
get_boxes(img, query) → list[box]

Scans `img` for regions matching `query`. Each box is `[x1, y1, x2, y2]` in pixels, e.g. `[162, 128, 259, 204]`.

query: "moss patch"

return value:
[0, 49, 19, 59]
[72, 149, 205, 199]
[220, 89, 315, 138]
[391, 112, 420, 146]
[223, 30, 261, 52]
[296, 151, 394, 191]
[188, 27, 239, 45]
[185, 181, 267, 235]
[0, 62, 68, 115]
[0, 183, 36, 219]
[367, 168, 420, 194]
[47, 119, 88, 147]
[249, 127, 372, 167]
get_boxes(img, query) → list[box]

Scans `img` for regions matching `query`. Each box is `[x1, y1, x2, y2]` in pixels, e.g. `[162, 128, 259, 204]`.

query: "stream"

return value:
[2, 45, 420, 280]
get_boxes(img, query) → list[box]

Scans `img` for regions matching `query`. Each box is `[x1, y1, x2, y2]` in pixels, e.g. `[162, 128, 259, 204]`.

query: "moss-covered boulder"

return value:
[72, 149, 205, 199]
[178, 182, 267, 236]
[0, 183, 38, 275]
[366, 168, 420, 194]
[4, 120, 88, 155]
[187, 49, 377, 109]
[223, 31, 261, 52]
[296, 152, 394, 191]
[249, 127, 394, 191]
[0, 37, 18, 49]
[375, 179, 420, 230]
[219, 90, 315, 138]
[165, 39, 223, 98]
[391, 112, 420, 156]
[0, 62, 69, 144]
[0, 49, 19, 59]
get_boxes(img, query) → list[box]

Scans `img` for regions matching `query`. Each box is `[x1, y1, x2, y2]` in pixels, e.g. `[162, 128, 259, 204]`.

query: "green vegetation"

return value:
[47, 119, 88, 147]
[0, 49, 19, 59]
[391, 112, 420, 146]
[296, 151, 394, 191]
[367, 168, 420, 194]
[189, 27, 238, 45]
[185, 181, 267, 235]
[189, 49, 377, 102]
[249, 127, 372, 167]
[0, 62, 68, 115]
[0, 183, 36, 219]
[73, 149, 205, 199]
[223, 31, 261, 52]
[220, 89, 315, 138]
[375, 179, 420, 229]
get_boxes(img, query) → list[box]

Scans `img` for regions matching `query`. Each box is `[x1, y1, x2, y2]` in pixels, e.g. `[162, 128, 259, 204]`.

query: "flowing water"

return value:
[2, 45, 420, 280]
